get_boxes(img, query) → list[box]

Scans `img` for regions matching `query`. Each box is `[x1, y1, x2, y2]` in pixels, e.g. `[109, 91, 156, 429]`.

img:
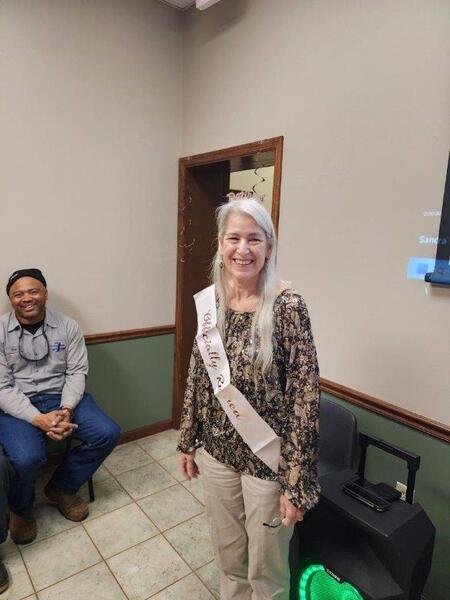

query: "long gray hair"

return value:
[211, 197, 280, 374]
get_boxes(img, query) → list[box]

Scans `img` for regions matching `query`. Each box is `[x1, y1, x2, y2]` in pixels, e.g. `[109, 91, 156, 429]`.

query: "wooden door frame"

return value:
[172, 136, 284, 428]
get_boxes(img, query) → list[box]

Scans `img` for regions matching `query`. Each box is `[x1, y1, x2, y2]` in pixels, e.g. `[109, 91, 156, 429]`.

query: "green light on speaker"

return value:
[298, 564, 364, 600]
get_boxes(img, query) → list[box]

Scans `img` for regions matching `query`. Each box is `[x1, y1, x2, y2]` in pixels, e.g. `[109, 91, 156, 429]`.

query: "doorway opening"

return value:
[172, 136, 283, 427]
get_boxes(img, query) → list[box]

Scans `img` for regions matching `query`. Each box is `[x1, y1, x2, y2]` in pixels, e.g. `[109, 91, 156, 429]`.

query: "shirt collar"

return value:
[7, 313, 20, 332]
[44, 309, 58, 328]
[7, 309, 57, 332]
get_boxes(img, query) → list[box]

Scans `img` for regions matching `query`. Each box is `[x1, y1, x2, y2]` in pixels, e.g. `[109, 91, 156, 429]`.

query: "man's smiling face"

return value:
[8, 277, 48, 325]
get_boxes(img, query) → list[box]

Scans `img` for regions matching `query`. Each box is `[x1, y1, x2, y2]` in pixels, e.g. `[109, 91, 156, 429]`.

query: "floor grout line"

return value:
[17, 541, 38, 599]
[195, 560, 219, 599]
[101, 457, 180, 503]
[83, 503, 162, 562]
[143, 570, 212, 600]
[33, 558, 104, 597]
[81, 519, 131, 600]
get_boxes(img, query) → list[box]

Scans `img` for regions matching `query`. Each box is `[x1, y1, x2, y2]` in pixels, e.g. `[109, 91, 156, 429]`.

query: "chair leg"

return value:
[88, 477, 95, 502]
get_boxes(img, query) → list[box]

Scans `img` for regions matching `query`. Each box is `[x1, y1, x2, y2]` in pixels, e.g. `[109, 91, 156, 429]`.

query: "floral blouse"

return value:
[177, 290, 320, 511]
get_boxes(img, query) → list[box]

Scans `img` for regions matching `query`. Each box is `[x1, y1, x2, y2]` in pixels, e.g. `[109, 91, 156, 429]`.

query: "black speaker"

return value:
[289, 468, 435, 600]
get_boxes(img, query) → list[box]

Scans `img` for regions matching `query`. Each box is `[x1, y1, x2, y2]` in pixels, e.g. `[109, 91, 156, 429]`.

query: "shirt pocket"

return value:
[4, 347, 20, 370]
[47, 337, 67, 373]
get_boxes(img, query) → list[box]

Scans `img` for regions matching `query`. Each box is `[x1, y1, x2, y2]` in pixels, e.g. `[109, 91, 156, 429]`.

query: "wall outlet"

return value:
[396, 481, 415, 502]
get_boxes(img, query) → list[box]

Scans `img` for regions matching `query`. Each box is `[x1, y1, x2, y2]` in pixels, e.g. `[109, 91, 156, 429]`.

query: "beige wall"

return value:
[0, 0, 448, 423]
[183, 0, 450, 423]
[0, 0, 182, 332]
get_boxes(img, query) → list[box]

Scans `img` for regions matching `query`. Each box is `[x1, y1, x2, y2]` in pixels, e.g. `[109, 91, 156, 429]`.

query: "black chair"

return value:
[318, 395, 357, 476]
[289, 395, 358, 598]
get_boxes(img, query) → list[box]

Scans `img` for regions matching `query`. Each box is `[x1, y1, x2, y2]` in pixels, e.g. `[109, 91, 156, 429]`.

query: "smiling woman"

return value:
[219, 212, 270, 307]
[177, 195, 320, 599]
[212, 195, 280, 374]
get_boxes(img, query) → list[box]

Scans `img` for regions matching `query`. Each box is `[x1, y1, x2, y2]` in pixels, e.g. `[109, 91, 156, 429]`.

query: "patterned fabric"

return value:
[177, 290, 320, 510]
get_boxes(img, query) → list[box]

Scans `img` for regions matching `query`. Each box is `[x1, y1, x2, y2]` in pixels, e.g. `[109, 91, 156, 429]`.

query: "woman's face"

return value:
[219, 212, 271, 286]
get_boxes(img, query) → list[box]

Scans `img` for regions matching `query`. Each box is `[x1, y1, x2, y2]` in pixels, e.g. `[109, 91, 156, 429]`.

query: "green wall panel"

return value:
[322, 393, 449, 600]
[86, 334, 174, 432]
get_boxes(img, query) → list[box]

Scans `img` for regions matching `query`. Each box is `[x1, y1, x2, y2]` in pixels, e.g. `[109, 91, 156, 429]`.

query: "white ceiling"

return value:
[157, 0, 195, 10]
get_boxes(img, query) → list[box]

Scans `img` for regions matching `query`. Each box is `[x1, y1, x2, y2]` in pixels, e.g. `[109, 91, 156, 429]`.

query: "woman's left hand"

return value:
[279, 495, 305, 527]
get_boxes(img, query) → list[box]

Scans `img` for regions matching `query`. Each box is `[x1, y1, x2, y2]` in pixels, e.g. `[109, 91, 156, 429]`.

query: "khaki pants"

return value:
[201, 450, 294, 600]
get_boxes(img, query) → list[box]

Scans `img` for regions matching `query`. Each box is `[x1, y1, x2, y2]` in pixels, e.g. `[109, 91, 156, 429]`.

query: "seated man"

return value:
[0, 268, 121, 544]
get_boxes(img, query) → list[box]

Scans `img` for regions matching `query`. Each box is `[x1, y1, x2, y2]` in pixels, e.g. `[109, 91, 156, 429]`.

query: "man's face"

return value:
[8, 277, 48, 324]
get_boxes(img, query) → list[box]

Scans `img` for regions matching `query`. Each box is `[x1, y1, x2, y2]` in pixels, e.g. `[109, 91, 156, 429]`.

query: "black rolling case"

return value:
[290, 435, 435, 600]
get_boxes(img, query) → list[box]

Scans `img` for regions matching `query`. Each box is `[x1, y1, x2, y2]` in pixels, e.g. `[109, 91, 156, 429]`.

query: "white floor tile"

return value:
[138, 484, 203, 531]
[151, 572, 213, 600]
[84, 503, 158, 558]
[164, 514, 214, 570]
[104, 443, 153, 476]
[157, 454, 185, 482]
[37, 562, 126, 600]
[136, 431, 179, 461]
[116, 463, 177, 501]
[81, 477, 133, 521]
[182, 477, 205, 504]
[197, 561, 220, 599]
[21, 526, 101, 591]
[1, 552, 34, 600]
[30, 502, 79, 544]
[107, 535, 190, 600]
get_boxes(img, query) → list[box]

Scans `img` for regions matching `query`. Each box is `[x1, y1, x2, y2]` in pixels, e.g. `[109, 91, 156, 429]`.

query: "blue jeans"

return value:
[0, 447, 11, 543]
[0, 393, 121, 515]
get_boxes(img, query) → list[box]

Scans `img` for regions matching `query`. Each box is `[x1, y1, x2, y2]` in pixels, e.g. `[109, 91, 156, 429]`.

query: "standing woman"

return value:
[177, 194, 320, 599]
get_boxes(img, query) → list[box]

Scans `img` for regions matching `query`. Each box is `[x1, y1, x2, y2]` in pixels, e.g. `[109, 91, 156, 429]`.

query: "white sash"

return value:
[194, 284, 281, 473]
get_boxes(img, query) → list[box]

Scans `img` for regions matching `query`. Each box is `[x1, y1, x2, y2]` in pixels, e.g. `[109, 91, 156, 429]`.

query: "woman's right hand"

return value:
[178, 451, 200, 480]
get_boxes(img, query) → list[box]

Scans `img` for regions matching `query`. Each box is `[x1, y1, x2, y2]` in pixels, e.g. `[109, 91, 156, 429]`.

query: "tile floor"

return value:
[0, 429, 220, 600]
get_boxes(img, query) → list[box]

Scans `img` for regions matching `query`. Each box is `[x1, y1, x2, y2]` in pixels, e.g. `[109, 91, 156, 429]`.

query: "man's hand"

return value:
[46, 418, 77, 441]
[178, 451, 200, 481]
[47, 407, 76, 441]
[58, 407, 73, 424]
[279, 495, 305, 527]
[32, 410, 78, 441]
[32, 410, 64, 432]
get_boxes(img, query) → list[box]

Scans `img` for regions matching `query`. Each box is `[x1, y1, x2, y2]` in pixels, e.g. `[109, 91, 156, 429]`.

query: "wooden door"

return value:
[173, 137, 283, 427]
[173, 161, 230, 425]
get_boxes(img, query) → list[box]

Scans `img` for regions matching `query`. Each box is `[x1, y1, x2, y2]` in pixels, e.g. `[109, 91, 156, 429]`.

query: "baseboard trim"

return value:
[119, 419, 174, 444]
[85, 325, 175, 346]
[320, 378, 450, 444]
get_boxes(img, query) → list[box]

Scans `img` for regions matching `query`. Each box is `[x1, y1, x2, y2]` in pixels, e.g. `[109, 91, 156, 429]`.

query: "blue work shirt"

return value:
[0, 308, 88, 423]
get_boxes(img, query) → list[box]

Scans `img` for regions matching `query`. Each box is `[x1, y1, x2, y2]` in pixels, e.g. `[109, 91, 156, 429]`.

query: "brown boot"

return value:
[44, 484, 89, 521]
[9, 511, 37, 544]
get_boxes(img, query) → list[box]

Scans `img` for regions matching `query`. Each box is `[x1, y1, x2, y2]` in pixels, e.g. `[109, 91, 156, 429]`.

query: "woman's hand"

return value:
[178, 451, 200, 481]
[280, 495, 305, 527]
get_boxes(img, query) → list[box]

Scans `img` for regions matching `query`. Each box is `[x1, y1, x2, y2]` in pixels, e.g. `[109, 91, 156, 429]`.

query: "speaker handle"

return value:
[356, 433, 420, 504]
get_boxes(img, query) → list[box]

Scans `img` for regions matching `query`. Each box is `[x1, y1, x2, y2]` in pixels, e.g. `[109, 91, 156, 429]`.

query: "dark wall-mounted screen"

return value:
[425, 153, 450, 285]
